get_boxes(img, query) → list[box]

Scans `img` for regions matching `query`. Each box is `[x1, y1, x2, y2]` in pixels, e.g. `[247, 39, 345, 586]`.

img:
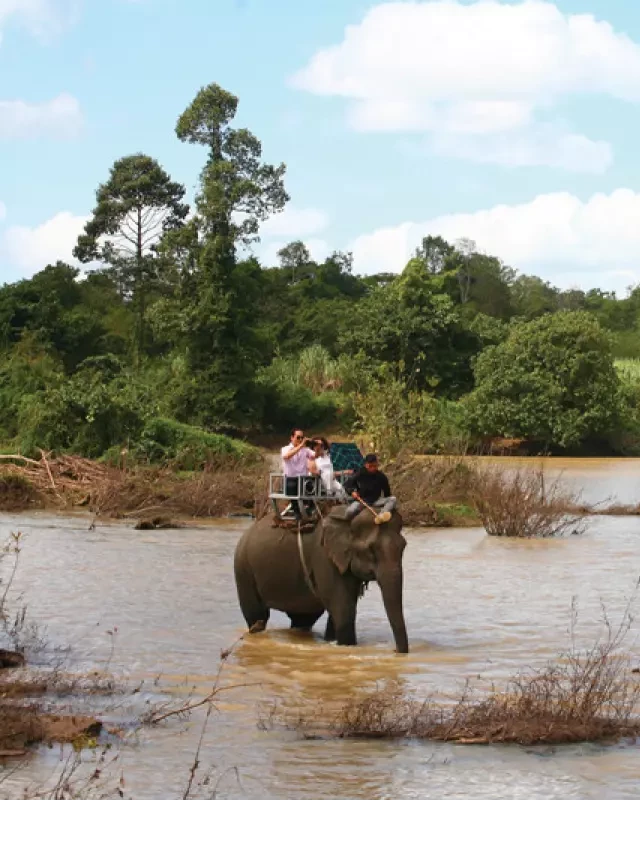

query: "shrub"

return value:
[465, 312, 621, 449]
[17, 374, 151, 458]
[351, 366, 470, 458]
[471, 466, 585, 537]
[0, 472, 41, 510]
[131, 417, 260, 469]
[606, 362, 640, 455]
[255, 361, 339, 433]
[265, 603, 640, 745]
[0, 339, 64, 442]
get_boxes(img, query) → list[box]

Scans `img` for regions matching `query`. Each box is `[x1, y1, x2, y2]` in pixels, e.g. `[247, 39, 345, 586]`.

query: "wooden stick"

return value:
[38, 449, 61, 499]
[354, 494, 380, 519]
[0, 454, 40, 466]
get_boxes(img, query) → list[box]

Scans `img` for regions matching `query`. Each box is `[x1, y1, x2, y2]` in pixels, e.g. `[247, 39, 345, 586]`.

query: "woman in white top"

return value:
[307, 437, 345, 498]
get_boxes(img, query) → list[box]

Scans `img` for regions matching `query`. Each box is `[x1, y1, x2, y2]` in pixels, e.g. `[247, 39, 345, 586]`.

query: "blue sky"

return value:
[2, 0, 640, 292]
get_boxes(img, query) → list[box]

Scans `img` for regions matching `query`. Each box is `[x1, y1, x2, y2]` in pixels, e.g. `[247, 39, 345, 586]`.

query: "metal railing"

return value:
[268, 473, 349, 501]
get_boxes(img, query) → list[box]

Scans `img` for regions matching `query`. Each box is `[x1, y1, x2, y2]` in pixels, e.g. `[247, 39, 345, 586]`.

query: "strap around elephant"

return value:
[297, 529, 318, 596]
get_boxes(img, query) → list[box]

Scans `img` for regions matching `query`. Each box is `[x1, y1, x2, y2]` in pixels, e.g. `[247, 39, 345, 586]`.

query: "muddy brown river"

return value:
[2, 458, 640, 799]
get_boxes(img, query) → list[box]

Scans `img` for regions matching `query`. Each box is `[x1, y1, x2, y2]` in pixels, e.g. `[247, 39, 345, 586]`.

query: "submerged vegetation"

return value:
[264, 601, 640, 746]
[471, 467, 587, 538]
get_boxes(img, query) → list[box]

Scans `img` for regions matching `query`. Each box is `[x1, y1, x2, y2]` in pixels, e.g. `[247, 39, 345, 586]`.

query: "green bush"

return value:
[0, 338, 64, 442]
[351, 365, 469, 458]
[255, 349, 340, 432]
[465, 312, 621, 449]
[607, 367, 640, 455]
[612, 331, 640, 360]
[255, 379, 338, 433]
[16, 364, 154, 458]
[131, 417, 260, 469]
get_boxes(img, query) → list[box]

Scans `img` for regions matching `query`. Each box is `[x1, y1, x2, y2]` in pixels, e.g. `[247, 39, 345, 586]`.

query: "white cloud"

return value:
[0, 93, 82, 140]
[261, 206, 329, 239]
[0, 201, 6, 222]
[291, 0, 640, 170]
[430, 124, 612, 173]
[256, 204, 330, 266]
[348, 188, 640, 293]
[0, 0, 77, 42]
[2, 211, 87, 275]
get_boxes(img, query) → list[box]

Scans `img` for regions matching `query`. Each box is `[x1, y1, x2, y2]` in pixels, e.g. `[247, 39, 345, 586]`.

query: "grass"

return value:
[615, 358, 640, 383]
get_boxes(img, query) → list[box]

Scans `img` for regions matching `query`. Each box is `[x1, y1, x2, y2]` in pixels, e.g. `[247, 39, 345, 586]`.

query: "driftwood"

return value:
[0, 454, 110, 509]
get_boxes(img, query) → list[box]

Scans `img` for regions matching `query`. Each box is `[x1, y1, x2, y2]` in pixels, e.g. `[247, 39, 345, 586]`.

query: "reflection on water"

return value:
[1, 460, 640, 799]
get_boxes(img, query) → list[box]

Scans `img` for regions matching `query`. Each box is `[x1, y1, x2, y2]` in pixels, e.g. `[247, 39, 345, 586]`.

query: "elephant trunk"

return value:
[378, 567, 409, 654]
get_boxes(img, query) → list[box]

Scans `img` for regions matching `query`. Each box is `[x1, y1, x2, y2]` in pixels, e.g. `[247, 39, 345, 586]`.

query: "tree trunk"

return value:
[136, 205, 144, 366]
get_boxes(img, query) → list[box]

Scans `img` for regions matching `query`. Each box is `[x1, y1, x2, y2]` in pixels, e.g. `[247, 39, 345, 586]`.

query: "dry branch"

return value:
[472, 466, 587, 537]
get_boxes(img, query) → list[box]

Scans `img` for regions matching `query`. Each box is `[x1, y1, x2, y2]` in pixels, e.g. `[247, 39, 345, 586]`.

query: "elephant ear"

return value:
[322, 516, 353, 575]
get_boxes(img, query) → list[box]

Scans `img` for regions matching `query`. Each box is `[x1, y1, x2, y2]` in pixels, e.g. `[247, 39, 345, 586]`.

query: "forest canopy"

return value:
[2, 82, 640, 462]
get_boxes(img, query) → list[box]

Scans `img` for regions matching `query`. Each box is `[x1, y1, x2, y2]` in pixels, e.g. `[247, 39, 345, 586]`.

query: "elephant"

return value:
[233, 507, 409, 653]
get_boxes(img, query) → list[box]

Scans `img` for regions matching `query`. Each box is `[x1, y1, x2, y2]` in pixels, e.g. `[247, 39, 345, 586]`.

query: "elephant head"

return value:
[322, 510, 409, 654]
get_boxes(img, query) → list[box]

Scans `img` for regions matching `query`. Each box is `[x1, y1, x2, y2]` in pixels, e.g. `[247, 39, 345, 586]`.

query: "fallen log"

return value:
[0, 650, 25, 669]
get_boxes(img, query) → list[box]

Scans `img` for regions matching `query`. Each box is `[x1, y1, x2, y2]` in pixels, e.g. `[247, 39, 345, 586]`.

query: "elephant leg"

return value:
[324, 614, 336, 642]
[288, 611, 324, 630]
[235, 568, 270, 633]
[329, 575, 360, 646]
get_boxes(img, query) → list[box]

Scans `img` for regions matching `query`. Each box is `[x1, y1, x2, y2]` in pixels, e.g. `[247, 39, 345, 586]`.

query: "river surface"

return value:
[2, 458, 640, 799]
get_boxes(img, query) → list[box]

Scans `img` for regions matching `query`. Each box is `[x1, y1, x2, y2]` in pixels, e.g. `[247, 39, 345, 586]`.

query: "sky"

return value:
[2, 0, 640, 292]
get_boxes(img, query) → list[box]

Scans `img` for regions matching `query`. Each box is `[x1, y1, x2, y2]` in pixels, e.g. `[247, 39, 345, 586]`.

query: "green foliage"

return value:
[0, 263, 126, 370]
[74, 154, 188, 359]
[615, 359, 640, 383]
[130, 417, 260, 469]
[255, 347, 340, 433]
[340, 259, 479, 396]
[466, 312, 621, 448]
[612, 331, 640, 359]
[17, 359, 157, 457]
[509, 275, 558, 319]
[0, 338, 64, 440]
[608, 360, 640, 454]
[352, 365, 469, 458]
[6, 79, 640, 459]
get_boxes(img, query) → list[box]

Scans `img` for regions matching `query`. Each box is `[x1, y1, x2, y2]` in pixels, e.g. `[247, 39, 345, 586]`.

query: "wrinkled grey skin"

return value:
[233, 507, 409, 653]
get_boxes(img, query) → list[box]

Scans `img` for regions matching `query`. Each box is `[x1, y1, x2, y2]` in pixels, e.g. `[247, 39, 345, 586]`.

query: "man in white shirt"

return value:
[281, 427, 315, 519]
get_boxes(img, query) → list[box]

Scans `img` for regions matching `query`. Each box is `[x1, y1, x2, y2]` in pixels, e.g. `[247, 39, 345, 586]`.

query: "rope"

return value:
[297, 527, 319, 596]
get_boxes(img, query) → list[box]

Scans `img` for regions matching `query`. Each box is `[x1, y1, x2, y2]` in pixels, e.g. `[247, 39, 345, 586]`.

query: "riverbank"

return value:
[4, 452, 640, 529]
[0, 454, 268, 522]
[0, 452, 483, 527]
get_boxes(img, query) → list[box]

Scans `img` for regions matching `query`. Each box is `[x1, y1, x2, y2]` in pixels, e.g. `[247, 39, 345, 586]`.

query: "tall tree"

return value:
[74, 154, 188, 360]
[415, 235, 455, 275]
[278, 240, 311, 284]
[339, 259, 479, 396]
[174, 83, 289, 427]
[510, 275, 558, 319]
[176, 83, 288, 279]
